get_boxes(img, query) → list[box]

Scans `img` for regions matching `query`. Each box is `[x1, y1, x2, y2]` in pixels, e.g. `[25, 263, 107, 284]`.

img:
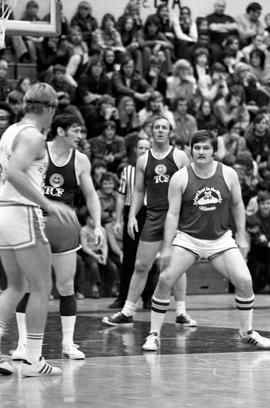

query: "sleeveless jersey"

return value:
[0, 123, 48, 206]
[178, 163, 231, 239]
[145, 147, 178, 211]
[43, 144, 79, 207]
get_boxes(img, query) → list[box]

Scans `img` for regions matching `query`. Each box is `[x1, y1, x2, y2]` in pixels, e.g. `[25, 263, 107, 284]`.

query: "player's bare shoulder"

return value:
[173, 147, 190, 169]
[76, 150, 91, 175]
[221, 162, 239, 190]
[137, 150, 149, 171]
[170, 166, 188, 191]
[15, 126, 46, 157]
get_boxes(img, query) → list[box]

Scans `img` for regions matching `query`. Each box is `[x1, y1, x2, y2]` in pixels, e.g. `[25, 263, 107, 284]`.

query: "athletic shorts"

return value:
[140, 209, 166, 242]
[173, 230, 238, 260]
[0, 204, 48, 250]
[45, 209, 81, 255]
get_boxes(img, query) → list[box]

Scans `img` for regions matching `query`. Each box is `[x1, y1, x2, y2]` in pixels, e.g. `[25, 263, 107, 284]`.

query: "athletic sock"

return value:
[60, 295, 76, 346]
[16, 312, 27, 346]
[150, 296, 170, 335]
[175, 300, 186, 316]
[122, 300, 136, 317]
[0, 321, 6, 352]
[26, 333, 44, 363]
[235, 295, 254, 335]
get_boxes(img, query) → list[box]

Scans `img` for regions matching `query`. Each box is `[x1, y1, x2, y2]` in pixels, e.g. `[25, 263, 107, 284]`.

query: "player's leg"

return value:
[53, 252, 85, 359]
[103, 240, 161, 326]
[0, 249, 27, 375]
[211, 248, 270, 348]
[173, 273, 197, 327]
[143, 247, 196, 351]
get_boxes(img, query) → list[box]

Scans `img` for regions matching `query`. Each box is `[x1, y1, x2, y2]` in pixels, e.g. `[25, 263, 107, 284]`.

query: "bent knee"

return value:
[56, 280, 74, 296]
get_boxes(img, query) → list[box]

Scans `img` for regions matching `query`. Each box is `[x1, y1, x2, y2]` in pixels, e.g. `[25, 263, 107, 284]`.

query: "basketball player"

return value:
[142, 130, 270, 351]
[0, 83, 68, 376]
[103, 116, 197, 327]
[12, 113, 103, 361]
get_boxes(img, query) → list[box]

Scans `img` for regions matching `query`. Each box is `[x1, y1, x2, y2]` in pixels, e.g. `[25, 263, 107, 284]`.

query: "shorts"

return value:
[173, 230, 238, 260]
[140, 210, 166, 242]
[0, 204, 48, 249]
[45, 208, 81, 254]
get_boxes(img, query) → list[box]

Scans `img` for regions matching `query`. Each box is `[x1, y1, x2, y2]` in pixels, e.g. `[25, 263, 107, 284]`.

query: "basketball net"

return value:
[0, 0, 17, 49]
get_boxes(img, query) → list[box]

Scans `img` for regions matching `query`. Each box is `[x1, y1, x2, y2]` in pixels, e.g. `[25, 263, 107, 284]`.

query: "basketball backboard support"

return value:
[3, 0, 61, 36]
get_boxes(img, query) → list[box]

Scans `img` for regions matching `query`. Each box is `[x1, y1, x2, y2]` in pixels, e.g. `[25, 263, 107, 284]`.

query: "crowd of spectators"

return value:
[1, 0, 270, 297]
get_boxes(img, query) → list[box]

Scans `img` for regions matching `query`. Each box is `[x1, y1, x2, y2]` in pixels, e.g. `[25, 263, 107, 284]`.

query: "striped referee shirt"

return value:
[118, 164, 147, 206]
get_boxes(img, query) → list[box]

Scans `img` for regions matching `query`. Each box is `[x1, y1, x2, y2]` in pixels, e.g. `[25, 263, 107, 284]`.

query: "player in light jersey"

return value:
[12, 113, 103, 361]
[0, 83, 68, 376]
[143, 130, 270, 351]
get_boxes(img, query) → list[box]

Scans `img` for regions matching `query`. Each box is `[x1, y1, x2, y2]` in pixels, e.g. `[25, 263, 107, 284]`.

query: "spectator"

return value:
[172, 96, 197, 146]
[196, 61, 229, 105]
[90, 120, 127, 173]
[118, 14, 142, 74]
[196, 98, 218, 130]
[216, 119, 247, 162]
[0, 101, 16, 139]
[166, 59, 196, 108]
[48, 64, 76, 102]
[242, 33, 266, 62]
[137, 14, 173, 75]
[221, 35, 244, 67]
[117, 95, 140, 136]
[93, 13, 125, 57]
[20, 0, 43, 62]
[0, 60, 13, 101]
[70, 1, 98, 49]
[144, 56, 167, 98]
[117, 0, 143, 32]
[6, 90, 23, 119]
[155, 3, 175, 44]
[249, 49, 270, 87]
[15, 76, 32, 97]
[236, 2, 264, 46]
[102, 48, 118, 79]
[173, 6, 198, 60]
[138, 91, 174, 129]
[91, 159, 108, 189]
[233, 150, 259, 205]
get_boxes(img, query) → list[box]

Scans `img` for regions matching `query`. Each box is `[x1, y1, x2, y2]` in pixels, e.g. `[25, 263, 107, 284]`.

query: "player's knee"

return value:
[158, 272, 173, 292]
[56, 280, 74, 296]
[235, 275, 253, 295]
[134, 259, 150, 275]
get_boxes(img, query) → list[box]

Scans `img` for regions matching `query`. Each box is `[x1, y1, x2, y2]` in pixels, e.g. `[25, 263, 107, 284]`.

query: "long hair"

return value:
[118, 96, 139, 129]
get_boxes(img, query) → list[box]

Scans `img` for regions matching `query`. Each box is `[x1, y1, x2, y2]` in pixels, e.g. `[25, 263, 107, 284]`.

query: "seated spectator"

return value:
[138, 91, 175, 129]
[91, 159, 108, 189]
[117, 0, 143, 33]
[15, 76, 32, 97]
[242, 33, 266, 62]
[173, 6, 198, 60]
[236, 2, 264, 46]
[111, 55, 152, 109]
[6, 90, 23, 119]
[0, 101, 16, 139]
[97, 171, 118, 226]
[137, 14, 173, 75]
[187, 30, 217, 65]
[55, 92, 85, 127]
[48, 64, 76, 102]
[213, 84, 250, 133]
[93, 13, 125, 58]
[80, 210, 117, 298]
[20, 0, 43, 62]
[83, 94, 119, 139]
[144, 56, 167, 98]
[166, 59, 196, 108]
[196, 61, 228, 104]
[65, 26, 90, 87]
[221, 35, 244, 67]
[36, 36, 73, 81]
[249, 49, 270, 87]
[117, 95, 140, 136]
[0, 60, 13, 101]
[215, 119, 247, 162]
[102, 48, 118, 79]
[246, 191, 270, 293]
[118, 14, 142, 74]
[70, 1, 98, 49]
[264, 12, 270, 48]
[233, 150, 259, 205]
[43, 0, 69, 37]
[155, 3, 175, 44]
[90, 120, 127, 173]
[172, 96, 197, 146]
[193, 47, 210, 82]
[77, 56, 112, 107]
[196, 98, 218, 130]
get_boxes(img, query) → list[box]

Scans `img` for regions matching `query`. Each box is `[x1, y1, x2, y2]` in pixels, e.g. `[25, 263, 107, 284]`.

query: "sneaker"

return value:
[11, 343, 26, 361]
[142, 332, 160, 351]
[102, 312, 133, 327]
[175, 313, 197, 327]
[62, 343, 85, 360]
[21, 356, 62, 377]
[0, 356, 14, 375]
[76, 292, 85, 300]
[108, 299, 124, 309]
[239, 330, 270, 349]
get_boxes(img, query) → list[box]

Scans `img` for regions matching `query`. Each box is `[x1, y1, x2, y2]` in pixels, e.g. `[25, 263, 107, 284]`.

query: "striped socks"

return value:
[26, 333, 44, 363]
[235, 295, 254, 335]
[150, 296, 171, 335]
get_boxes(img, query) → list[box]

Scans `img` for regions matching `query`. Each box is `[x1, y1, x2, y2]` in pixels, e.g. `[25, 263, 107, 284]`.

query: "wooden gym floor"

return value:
[1, 294, 270, 408]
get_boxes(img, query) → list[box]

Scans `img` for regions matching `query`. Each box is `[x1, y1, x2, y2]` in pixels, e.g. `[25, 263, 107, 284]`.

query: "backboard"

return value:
[3, 0, 61, 36]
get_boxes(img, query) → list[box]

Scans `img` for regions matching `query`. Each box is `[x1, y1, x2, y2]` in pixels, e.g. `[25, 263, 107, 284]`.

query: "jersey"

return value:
[43, 143, 79, 207]
[0, 123, 48, 206]
[144, 147, 178, 211]
[178, 163, 231, 240]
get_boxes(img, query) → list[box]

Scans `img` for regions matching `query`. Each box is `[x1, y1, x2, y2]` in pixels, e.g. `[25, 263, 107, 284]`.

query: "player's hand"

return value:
[128, 217, 138, 240]
[158, 248, 171, 271]
[235, 233, 249, 259]
[94, 227, 104, 247]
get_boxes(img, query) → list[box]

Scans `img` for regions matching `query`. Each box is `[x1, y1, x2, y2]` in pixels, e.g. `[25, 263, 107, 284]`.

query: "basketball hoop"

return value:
[0, 0, 17, 49]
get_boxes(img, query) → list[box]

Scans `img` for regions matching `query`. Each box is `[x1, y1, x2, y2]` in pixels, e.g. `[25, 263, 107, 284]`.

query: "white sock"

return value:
[26, 333, 44, 363]
[61, 315, 76, 346]
[122, 301, 136, 317]
[16, 312, 27, 345]
[150, 296, 170, 335]
[175, 301, 186, 316]
[235, 295, 254, 334]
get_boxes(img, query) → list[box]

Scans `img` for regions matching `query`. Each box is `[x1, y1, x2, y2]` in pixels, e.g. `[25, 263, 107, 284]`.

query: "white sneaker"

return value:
[240, 330, 270, 349]
[21, 357, 62, 377]
[142, 332, 160, 351]
[11, 343, 26, 360]
[62, 343, 85, 360]
[0, 356, 14, 375]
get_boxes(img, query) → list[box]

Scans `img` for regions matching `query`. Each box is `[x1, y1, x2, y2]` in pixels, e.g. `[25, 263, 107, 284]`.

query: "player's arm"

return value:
[7, 129, 53, 212]
[78, 154, 103, 244]
[224, 165, 249, 257]
[174, 148, 190, 169]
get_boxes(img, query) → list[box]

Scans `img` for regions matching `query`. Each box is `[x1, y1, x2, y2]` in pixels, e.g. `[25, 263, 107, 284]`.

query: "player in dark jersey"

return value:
[12, 113, 103, 361]
[143, 129, 270, 351]
[103, 116, 197, 327]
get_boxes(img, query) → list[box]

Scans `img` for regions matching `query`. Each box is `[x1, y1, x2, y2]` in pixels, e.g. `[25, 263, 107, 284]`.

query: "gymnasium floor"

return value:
[1, 294, 270, 408]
